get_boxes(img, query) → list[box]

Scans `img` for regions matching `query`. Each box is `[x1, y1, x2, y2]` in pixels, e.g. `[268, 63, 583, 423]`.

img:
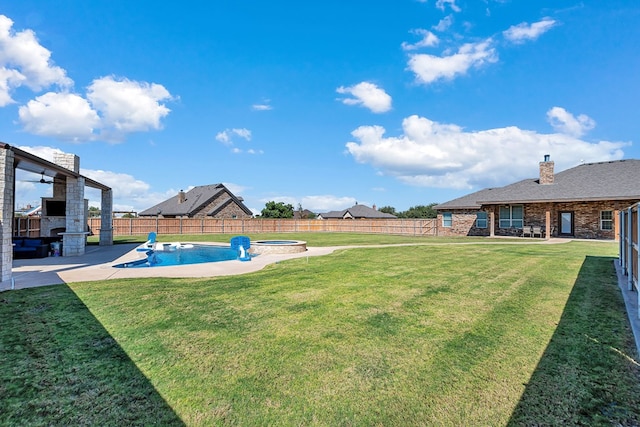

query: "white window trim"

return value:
[476, 211, 488, 229]
[600, 210, 613, 231]
[442, 212, 452, 228]
[499, 205, 524, 229]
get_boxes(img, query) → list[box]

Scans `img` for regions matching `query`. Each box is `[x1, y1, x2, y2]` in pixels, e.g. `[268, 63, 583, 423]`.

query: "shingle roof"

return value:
[318, 204, 397, 219]
[436, 159, 640, 209]
[139, 184, 252, 217]
[433, 187, 498, 209]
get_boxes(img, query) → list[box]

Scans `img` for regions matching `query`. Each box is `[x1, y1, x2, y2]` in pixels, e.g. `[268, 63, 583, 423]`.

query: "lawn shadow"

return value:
[0, 285, 185, 426]
[507, 256, 640, 426]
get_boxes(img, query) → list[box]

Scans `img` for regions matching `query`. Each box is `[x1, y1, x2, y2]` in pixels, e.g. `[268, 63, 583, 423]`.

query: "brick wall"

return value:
[192, 192, 252, 219]
[439, 200, 638, 240]
[437, 210, 489, 237]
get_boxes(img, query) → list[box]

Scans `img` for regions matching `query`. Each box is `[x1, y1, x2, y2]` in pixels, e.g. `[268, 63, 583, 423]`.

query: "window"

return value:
[499, 205, 523, 229]
[476, 211, 488, 228]
[442, 212, 452, 227]
[600, 210, 613, 230]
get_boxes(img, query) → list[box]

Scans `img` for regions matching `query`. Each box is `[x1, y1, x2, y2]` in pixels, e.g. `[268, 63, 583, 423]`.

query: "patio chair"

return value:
[532, 226, 542, 238]
[521, 226, 532, 237]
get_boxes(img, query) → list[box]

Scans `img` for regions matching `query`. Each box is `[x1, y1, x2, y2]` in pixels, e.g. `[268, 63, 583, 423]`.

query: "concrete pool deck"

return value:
[0, 242, 342, 291]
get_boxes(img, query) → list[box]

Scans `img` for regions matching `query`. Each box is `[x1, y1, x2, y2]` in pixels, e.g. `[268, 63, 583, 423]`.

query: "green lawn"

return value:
[2, 238, 639, 426]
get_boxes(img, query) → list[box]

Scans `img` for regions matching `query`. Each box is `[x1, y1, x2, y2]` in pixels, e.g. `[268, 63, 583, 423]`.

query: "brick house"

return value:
[317, 203, 397, 219]
[434, 157, 640, 240]
[139, 184, 253, 219]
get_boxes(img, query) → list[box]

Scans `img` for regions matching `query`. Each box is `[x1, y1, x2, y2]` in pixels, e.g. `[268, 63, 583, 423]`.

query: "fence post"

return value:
[628, 207, 633, 291]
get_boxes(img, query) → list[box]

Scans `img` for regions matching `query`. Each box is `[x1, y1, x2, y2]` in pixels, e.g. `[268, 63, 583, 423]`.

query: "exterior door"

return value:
[559, 211, 574, 236]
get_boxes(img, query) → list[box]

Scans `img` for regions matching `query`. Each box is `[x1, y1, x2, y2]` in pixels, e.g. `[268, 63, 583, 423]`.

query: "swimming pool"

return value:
[114, 244, 240, 268]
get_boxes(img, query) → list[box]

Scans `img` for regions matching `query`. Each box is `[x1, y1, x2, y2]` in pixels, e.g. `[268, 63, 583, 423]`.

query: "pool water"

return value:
[114, 244, 240, 268]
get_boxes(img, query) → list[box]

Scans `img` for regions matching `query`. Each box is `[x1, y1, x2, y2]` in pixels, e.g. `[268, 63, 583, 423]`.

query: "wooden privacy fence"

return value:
[15, 217, 439, 238]
[619, 203, 639, 319]
[94, 218, 439, 237]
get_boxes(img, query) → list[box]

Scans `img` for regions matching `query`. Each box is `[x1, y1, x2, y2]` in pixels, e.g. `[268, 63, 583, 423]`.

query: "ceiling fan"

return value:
[24, 172, 54, 184]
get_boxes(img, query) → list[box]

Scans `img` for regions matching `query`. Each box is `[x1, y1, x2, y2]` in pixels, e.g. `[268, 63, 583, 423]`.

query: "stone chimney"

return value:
[372, 204, 377, 211]
[539, 154, 554, 185]
[53, 153, 80, 173]
[177, 190, 186, 204]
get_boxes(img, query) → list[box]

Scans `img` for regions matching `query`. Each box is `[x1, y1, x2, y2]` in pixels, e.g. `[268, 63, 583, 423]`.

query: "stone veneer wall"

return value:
[0, 149, 14, 282]
[63, 176, 87, 256]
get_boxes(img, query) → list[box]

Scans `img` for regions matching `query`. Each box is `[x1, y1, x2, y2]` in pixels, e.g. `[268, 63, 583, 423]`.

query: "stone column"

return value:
[100, 189, 113, 246]
[0, 148, 14, 282]
[63, 176, 87, 256]
[489, 209, 495, 237]
[545, 208, 551, 240]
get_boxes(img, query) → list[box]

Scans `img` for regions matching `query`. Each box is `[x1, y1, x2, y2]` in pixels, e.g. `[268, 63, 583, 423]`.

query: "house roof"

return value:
[139, 184, 253, 217]
[318, 204, 397, 219]
[436, 159, 640, 209]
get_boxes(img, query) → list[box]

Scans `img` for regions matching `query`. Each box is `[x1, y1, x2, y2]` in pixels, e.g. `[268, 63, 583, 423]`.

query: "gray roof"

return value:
[434, 187, 499, 210]
[318, 204, 397, 219]
[139, 184, 252, 217]
[436, 159, 640, 209]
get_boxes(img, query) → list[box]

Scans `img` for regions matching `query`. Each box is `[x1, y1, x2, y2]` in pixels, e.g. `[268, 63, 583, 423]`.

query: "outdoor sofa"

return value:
[12, 237, 52, 259]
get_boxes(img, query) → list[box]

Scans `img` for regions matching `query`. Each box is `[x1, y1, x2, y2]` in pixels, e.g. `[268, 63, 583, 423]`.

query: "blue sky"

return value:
[1, 1, 638, 214]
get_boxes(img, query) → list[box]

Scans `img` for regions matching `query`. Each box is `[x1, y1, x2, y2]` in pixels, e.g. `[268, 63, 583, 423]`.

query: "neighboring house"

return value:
[139, 184, 253, 219]
[434, 157, 640, 240]
[293, 209, 316, 219]
[15, 205, 41, 217]
[317, 204, 397, 220]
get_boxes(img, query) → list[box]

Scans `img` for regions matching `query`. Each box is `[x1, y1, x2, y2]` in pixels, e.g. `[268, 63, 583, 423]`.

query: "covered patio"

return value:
[0, 143, 113, 285]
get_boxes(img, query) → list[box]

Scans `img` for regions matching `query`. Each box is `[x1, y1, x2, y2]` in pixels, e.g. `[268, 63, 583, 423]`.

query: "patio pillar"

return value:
[545, 208, 551, 240]
[0, 147, 14, 283]
[62, 176, 87, 256]
[99, 188, 113, 246]
[489, 209, 495, 237]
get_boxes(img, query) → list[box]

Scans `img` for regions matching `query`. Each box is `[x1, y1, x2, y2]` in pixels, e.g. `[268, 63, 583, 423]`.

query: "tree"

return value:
[261, 201, 294, 218]
[88, 206, 101, 218]
[378, 206, 397, 216]
[401, 203, 438, 218]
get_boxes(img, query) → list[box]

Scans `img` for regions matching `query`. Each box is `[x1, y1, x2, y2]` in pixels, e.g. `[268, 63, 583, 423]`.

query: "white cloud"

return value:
[82, 170, 181, 212]
[252, 101, 272, 111]
[18, 92, 101, 141]
[216, 128, 252, 144]
[87, 76, 172, 134]
[436, 0, 461, 12]
[216, 128, 259, 154]
[82, 169, 150, 199]
[0, 16, 174, 142]
[336, 82, 392, 114]
[402, 29, 439, 51]
[503, 18, 556, 44]
[18, 145, 64, 162]
[433, 16, 453, 32]
[546, 106, 596, 137]
[407, 39, 497, 85]
[301, 195, 356, 212]
[17, 76, 173, 142]
[258, 195, 356, 213]
[0, 15, 72, 106]
[345, 114, 627, 190]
